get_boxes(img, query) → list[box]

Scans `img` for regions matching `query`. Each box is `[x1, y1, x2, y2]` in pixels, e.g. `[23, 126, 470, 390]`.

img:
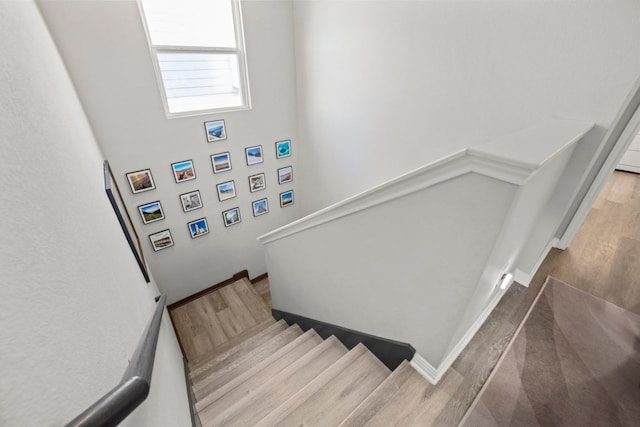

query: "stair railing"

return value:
[66, 295, 167, 427]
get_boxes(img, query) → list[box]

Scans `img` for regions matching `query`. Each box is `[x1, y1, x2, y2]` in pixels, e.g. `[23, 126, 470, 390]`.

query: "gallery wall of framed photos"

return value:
[120, 119, 297, 263]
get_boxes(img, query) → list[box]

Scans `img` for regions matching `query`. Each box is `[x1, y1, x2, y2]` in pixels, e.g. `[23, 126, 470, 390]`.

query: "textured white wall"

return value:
[0, 2, 190, 426]
[38, 0, 300, 304]
[293, 0, 640, 214]
[266, 173, 516, 365]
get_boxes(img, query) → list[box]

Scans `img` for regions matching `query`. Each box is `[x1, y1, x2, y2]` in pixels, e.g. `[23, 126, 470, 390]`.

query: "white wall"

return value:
[38, 0, 300, 304]
[0, 2, 190, 426]
[293, 0, 640, 214]
[265, 173, 516, 365]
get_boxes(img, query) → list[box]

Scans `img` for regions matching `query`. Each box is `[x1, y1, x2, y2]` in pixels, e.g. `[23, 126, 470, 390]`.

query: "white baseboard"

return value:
[410, 354, 439, 385]
[514, 237, 560, 287]
[411, 285, 508, 385]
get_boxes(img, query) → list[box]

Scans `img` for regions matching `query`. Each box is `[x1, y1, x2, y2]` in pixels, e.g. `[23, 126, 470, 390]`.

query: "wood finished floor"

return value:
[434, 170, 640, 425]
[170, 277, 272, 363]
[170, 171, 639, 426]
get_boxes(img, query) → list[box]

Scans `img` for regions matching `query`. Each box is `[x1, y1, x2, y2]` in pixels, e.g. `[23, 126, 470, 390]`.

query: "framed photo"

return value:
[276, 140, 291, 159]
[126, 168, 155, 194]
[248, 172, 266, 192]
[216, 180, 237, 201]
[171, 159, 196, 183]
[149, 229, 174, 251]
[179, 190, 203, 212]
[222, 207, 241, 227]
[252, 198, 269, 217]
[280, 190, 294, 207]
[187, 217, 209, 239]
[204, 119, 227, 142]
[105, 161, 149, 282]
[278, 166, 293, 184]
[137, 200, 165, 225]
[211, 152, 232, 173]
[245, 145, 263, 166]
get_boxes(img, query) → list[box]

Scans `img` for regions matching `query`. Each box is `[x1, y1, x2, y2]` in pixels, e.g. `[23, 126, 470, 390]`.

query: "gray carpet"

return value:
[462, 276, 640, 427]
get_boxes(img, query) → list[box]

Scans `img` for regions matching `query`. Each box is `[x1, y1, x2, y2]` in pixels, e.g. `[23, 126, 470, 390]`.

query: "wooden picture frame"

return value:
[105, 161, 150, 282]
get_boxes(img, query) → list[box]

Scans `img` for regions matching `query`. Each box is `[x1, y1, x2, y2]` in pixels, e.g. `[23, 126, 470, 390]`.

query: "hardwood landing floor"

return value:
[170, 278, 272, 363]
[435, 170, 640, 426]
[169, 171, 639, 425]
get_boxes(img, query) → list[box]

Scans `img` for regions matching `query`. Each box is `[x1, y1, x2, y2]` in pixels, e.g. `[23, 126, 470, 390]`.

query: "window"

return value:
[139, 0, 250, 116]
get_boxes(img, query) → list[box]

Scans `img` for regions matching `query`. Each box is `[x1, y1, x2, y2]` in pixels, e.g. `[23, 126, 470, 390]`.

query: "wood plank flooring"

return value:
[170, 278, 273, 363]
[433, 170, 640, 425]
[170, 171, 639, 426]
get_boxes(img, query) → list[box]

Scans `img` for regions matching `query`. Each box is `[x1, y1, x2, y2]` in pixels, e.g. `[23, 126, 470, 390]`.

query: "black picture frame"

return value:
[245, 145, 264, 166]
[171, 159, 196, 183]
[211, 151, 232, 174]
[280, 190, 294, 207]
[204, 119, 227, 142]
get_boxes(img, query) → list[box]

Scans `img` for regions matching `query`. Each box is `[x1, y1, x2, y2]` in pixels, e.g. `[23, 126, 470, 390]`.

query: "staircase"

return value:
[181, 279, 444, 426]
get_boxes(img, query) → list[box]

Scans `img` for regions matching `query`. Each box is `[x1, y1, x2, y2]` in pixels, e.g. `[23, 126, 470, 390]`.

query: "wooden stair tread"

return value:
[217, 283, 259, 331]
[193, 324, 304, 400]
[357, 364, 437, 426]
[233, 278, 272, 321]
[195, 329, 323, 420]
[202, 335, 348, 427]
[403, 367, 464, 426]
[189, 318, 283, 376]
[255, 343, 391, 427]
[339, 359, 415, 427]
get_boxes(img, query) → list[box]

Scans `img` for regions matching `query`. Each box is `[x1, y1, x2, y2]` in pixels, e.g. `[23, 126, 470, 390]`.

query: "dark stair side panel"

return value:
[272, 309, 415, 371]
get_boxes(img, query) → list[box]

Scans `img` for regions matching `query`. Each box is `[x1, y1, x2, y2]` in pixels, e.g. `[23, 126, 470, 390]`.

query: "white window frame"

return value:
[138, 0, 251, 118]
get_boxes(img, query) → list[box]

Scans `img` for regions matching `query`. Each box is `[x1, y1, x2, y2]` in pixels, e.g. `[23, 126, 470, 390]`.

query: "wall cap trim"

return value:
[258, 120, 593, 245]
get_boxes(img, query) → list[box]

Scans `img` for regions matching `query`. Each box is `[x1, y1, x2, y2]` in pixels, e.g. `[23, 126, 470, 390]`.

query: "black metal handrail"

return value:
[66, 295, 167, 427]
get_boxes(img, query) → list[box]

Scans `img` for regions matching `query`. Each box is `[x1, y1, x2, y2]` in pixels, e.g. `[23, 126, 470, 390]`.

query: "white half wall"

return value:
[265, 172, 516, 366]
[38, 0, 300, 304]
[0, 2, 190, 426]
[293, 0, 640, 215]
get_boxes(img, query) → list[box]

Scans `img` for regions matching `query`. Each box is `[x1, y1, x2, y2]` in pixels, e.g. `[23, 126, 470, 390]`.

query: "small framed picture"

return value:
[137, 200, 165, 225]
[276, 140, 291, 158]
[252, 198, 269, 217]
[126, 169, 155, 194]
[278, 166, 293, 184]
[222, 207, 241, 227]
[204, 119, 227, 142]
[149, 229, 174, 251]
[187, 217, 209, 238]
[216, 180, 237, 201]
[248, 172, 266, 192]
[179, 190, 203, 212]
[171, 159, 196, 183]
[280, 190, 294, 207]
[245, 145, 264, 166]
[211, 152, 232, 174]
